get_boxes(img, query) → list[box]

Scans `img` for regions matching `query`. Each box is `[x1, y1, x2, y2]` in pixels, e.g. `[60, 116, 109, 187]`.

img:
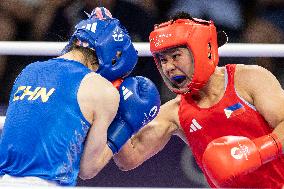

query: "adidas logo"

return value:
[81, 23, 97, 33]
[189, 119, 202, 133]
[122, 86, 133, 100]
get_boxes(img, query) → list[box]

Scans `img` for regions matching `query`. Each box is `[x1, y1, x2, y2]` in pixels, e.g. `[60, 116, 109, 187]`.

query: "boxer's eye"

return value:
[112, 59, 116, 65]
[112, 51, 122, 65]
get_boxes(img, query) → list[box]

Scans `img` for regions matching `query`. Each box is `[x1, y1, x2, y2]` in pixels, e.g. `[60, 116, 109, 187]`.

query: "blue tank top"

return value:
[0, 58, 92, 186]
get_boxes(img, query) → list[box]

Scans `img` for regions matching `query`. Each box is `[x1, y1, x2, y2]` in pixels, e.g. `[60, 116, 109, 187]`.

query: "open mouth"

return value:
[171, 75, 187, 86]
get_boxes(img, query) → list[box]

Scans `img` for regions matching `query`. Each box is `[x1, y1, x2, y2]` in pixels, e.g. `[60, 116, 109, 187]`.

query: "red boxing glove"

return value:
[202, 134, 282, 187]
[112, 78, 124, 90]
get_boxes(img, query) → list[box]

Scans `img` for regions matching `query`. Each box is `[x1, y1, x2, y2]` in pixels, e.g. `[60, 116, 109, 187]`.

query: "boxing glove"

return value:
[202, 134, 282, 187]
[107, 76, 160, 154]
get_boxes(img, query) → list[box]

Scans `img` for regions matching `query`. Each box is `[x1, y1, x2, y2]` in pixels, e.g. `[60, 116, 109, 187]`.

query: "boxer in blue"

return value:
[0, 7, 160, 186]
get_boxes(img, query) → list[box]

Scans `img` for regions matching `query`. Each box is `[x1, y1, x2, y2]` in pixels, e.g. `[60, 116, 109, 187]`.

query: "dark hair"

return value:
[171, 11, 210, 25]
[169, 11, 227, 47]
[171, 12, 193, 21]
[68, 39, 99, 66]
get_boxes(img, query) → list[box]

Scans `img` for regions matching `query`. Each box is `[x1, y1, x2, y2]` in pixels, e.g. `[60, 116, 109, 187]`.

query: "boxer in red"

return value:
[113, 12, 284, 188]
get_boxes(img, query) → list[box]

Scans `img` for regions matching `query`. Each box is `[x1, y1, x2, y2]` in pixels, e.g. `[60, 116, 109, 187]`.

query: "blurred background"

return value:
[0, 0, 283, 187]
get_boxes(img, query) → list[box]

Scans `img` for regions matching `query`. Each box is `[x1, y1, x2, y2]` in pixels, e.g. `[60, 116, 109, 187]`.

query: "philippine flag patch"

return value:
[224, 102, 245, 118]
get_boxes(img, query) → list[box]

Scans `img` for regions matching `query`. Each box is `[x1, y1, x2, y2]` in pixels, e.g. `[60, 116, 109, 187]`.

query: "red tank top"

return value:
[178, 64, 284, 188]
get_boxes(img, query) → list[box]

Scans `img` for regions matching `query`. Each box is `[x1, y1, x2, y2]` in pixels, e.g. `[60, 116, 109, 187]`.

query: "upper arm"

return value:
[133, 97, 180, 155]
[237, 65, 284, 128]
[78, 73, 119, 178]
[114, 96, 180, 170]
[78, 73, 119, 124]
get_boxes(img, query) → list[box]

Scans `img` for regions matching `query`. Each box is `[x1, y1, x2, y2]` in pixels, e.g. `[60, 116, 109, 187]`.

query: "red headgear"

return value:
[149, 18, 226, 94]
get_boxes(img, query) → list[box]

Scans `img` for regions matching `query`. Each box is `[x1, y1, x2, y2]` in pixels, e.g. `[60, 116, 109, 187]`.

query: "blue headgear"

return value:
[62, 7, 138, 81]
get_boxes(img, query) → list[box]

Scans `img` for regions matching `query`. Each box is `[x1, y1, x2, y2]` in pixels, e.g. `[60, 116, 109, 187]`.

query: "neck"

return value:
[195, 67, 225, 98]
[58, 50, 88, 66]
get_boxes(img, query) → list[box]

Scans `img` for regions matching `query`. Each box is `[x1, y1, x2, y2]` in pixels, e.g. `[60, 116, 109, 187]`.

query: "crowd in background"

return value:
[0, 0, 283, 187]
[0, 0, 284, 105]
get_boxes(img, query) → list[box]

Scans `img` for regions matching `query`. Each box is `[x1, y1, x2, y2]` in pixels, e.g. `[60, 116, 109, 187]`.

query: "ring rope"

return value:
[0, 116, 5, 129]
[1, 42, 284, 128]
[0, 41, 284, 57]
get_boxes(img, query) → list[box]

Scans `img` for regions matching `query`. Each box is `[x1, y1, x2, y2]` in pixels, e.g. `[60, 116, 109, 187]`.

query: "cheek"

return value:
[187, 57, 194, 76]
[160, 64, 169, 75]
[179, 58, 194, 76]
[188, 63, 194, 76]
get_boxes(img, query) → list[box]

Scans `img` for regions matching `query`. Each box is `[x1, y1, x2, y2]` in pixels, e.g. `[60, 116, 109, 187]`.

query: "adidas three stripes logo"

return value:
[122, 86, 133, 100]
[189, 119, 202, 133]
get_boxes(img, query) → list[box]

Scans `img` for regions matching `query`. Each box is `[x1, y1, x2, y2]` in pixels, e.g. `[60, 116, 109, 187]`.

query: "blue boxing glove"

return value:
[107, 76, 160, 154]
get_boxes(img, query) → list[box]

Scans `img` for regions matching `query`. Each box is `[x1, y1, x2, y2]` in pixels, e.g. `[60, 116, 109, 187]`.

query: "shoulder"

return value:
[235, 64, 273, 77]
[234, 64, 282, 100]
[163, 95, 188, 141]
[235, 64, 279, 88]
[78, 73, 120, 115]
[80, 72, 119, 100]
[161, 95, 180, 113]
[157, 95, 180, 129]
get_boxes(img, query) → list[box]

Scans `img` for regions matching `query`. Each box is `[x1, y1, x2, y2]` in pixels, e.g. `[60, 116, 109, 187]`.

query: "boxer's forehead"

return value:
[156, 46, 189, 57]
